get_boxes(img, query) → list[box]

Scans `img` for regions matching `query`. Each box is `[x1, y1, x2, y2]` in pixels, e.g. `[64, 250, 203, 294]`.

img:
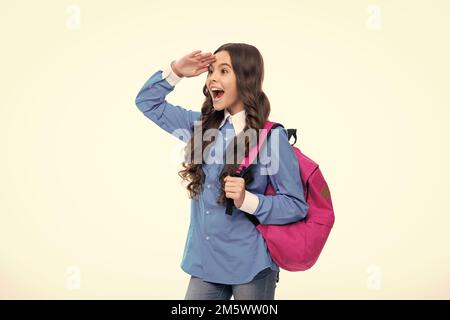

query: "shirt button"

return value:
[206, 236, 210, 240]
[206, 210, 210, 215]
[207, 184, 211, 189]
[224, 137, 228, 141]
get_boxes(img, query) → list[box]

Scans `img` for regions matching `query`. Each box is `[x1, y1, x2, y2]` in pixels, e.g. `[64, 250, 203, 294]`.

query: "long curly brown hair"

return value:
[178, 43, 271, 206]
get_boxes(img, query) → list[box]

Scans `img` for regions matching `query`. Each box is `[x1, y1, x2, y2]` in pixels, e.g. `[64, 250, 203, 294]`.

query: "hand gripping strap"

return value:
[225, 121, 284, 216]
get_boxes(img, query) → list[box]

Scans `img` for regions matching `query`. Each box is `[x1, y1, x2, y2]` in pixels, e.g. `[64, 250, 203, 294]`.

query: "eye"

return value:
[207, 68, 228, 75]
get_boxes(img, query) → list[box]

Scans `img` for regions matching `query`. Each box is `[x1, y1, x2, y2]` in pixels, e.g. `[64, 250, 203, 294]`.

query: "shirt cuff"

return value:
[238, 190, 260, 214]
[161, 61, 183, 86]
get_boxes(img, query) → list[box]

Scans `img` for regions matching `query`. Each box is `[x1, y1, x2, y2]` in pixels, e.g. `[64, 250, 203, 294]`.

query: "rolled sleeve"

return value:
[238, 190, 260, 214]
[161, 61, 183, 86]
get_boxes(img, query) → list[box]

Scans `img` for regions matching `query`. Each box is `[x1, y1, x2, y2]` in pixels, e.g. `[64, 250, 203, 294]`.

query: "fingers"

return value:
[224, 176, 244, 194]
[191, 51, 213, 61]
[224, 176, 244, 183]
[201, 56, 216, 64]
[191, 51, 216, 70]
[193, 51, 215, 60]
[189, 50, 202, 57]
[199, 52, 213, 57]
[226, 192, 238, 199]
[192, 51, 207, 56]
[225, 190, 240, 198]
[224, 180, 241, 187]
[224, 185, 240, 192]
[198, 58, 215, 69]
[197, 67, 209, 75]
[196, 59, 215, 75]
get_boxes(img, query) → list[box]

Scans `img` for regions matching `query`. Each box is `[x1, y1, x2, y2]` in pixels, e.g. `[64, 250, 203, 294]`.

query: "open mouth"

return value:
[211, 89, 225, 101]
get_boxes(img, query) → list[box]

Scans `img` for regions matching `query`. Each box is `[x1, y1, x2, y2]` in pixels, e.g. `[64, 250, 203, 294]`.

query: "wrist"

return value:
[236, 193, 245, 209]
[171, 60, 184, 78]
[237, 190, 259, 215]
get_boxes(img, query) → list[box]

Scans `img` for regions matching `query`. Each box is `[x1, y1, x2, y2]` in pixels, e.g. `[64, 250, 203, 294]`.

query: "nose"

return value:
[209, 75, 218, 86]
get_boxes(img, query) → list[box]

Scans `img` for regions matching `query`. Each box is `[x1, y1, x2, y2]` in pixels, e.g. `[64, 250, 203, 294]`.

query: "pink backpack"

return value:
[229, 121, 335, 271]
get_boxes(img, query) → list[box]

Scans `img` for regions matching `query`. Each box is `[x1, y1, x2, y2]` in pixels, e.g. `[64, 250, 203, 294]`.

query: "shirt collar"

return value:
[218, 108, 246, 135]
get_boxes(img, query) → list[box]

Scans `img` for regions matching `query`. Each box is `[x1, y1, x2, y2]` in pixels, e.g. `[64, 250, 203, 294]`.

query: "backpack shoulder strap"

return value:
[236, 121, 284, 175]
[225, 121, 284, 216]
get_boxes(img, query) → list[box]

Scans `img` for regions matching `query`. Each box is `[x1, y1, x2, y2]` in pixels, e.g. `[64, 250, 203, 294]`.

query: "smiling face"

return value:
[206, 50, 244, 114]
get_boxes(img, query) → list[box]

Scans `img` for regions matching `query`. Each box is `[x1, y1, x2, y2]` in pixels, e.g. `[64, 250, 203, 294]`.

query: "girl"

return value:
[135, 43, 308, 300]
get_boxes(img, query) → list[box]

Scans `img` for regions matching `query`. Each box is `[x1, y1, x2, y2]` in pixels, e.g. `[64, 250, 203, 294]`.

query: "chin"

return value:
[213, 104, 226, 111]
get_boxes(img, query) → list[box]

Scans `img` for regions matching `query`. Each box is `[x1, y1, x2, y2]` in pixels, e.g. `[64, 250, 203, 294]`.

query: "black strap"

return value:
[225, 123, 288, 227]
[225, 165, 253, 215]
[287, 128, 297, 145]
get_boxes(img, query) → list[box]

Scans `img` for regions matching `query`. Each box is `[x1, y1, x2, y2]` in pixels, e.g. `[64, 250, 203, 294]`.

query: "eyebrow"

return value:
[208, 63, 231, 69]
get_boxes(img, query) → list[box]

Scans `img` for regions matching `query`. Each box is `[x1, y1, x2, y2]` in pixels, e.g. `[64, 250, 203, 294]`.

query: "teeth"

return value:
[211, 87, 223, 91]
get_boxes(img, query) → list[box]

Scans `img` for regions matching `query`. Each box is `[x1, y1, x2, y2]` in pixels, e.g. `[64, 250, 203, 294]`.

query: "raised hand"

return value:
[171, 50, 216, 78]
